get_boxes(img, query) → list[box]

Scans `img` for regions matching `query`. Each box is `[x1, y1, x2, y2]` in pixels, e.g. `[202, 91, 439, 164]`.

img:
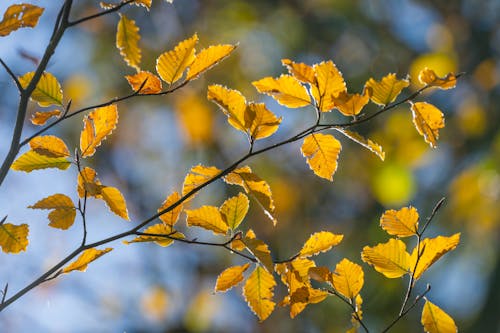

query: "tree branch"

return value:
[0, 58, 23, 91]
[68, 0, 136, 27]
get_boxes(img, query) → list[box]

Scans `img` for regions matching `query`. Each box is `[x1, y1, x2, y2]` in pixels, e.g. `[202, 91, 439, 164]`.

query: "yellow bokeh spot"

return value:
[473, 58, 499, 91]
[63, 74, 93, 106]
[371, 163, 415, 206]
[456, 98, 486, 137]
[409, 53, 458, 88]
[174, 90, 214, 146]
[426, 24, 454, 52]
[140, 285, 169, 322]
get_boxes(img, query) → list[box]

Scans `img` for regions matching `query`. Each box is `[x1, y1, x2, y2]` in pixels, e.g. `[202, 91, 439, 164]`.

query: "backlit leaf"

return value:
[337, 129, 385, 161]
[101, 186, 130, 220]
[215, 263, 250, 292]
[361, 238, 410, 278]
[77, 167, 102, 198]
[380, 206, 419, 238]
[418, 67, 456, 90]
[80, 105, 118, 158]
[186, 44, 237, 81]
[182, 164, 221, 201]
[331, 258, 364, 299]
[410, 102, 445, 148]
[156, 33, 198, 84]
[62, 248, 113, 273]
[421, 300, 457, 333]
[308, 266, 332, 284]
[299, 231, 343, 258]
[312, 61, 346, 111]
[332, 90, 370, 116]
[252, 75, 311, 108]
[301, 133, 342, 181]
[243, 266, 276, 321]
[31, 109, 61, 126]
[116, 14, 141, 71]
[124, 224, 183, 247]
[28, 194, 76, 230]
[246, 103, 282, 140]
[158, 191, 182, 229]
[125, 71, 162, 94]
[186, 206, 228, 235]
[220, 192, 249, 230]
[133, 0, 152, 9]
[0, 4, 44, 36]
[207, 84, 247, 133]
[29, 135, 70, 158]
[243, 232, 274, 273]
[19, 72, 63, 107]
[0, 223, 29, 253]
[365, 73, 409, 106]
[281, 59, 316, 84]
[11, 150, 71, 172]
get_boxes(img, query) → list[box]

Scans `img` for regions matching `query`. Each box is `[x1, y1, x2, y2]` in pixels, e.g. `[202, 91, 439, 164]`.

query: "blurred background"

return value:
[0, 0, 499, 332]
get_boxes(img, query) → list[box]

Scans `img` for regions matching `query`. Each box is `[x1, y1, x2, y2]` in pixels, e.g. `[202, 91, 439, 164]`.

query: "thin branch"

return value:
[1, 284, 8, 304]
[0, 58, 23, 91]
[420, 197, 445, 236]
[326, 289, 370, 333]
[68, 0, 136, 27]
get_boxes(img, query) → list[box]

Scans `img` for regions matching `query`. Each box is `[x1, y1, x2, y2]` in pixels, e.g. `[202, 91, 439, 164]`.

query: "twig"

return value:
[0, 58, 23, 91]
[68, 0, 136, 27]
[326, 289, 370, 333]
[1, 284, 8, 304]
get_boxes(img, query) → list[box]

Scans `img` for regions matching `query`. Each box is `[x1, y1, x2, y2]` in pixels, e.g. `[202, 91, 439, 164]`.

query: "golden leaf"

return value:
[77, 167, 102, 198]
[19, 72, 63, 107]
[361, 238, 410, 278]
[116, 14, 141, 71]
[380, 206, 419, 238]
[421, 300, 457, 333]
[337, 129, 385, 161]
[207, 84, 247, 133]
[182, 164, 221, 201]
[79, 105, 118, 158]
[185, 206, 228, 235]
[332, 90, 370, 116]
[365, 73, 409, 106]
[281, 59, 316, 84]
[252, 74, 311, 108]
[124, 224, 183, 247]
[301, 133, 342, 181]
[410, 102, 445, 148]
[299, 231, 343, 258]
[331, 258, 364, 299]
[125, 71, 162, 94]
[30, 109, 61, 126]
[133, 0, 152, 9]
[243, 232, 274, 273]
[214, 263, 251, 293]
[11, 150, 71, 172]
[101, 186, 130, 220]
[29, 135, 70, 158]
[246, 103, 282, 140]
[186, 44, 237, 81]
[243, 266, 276, 321]
[0, 223, 29, 253]
[158, 192, 182, 229]
[28, 194, 76, 230]
[62, 248, 113, 273]
[156, 33, 198, 85]
[219, 192, 249, 230]
[312, 61, 346, 111]
[418, 67, 457, 90]
[0, 4, 44, 37]
[308, 266, 332, 284]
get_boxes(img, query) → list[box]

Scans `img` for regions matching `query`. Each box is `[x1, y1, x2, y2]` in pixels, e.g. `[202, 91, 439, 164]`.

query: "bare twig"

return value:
[326, 289, 370, 333]
[0, 58, 23, 91]
[1, 284, 8, 304]
[68, 0, 136, 27]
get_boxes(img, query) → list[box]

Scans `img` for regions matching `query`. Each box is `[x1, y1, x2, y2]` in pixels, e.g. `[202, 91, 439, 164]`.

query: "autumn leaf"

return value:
[116, 14, 141, 71]
[299, 231, 343, 258]
[186, 44, 237, 81]
[380, 206, 419, 238]
[101, 186, 130, 220]
[207, 84, 248, 133]
[11, 150, 71, 172]
[182, 164, 221, 201]
[29, 135, 70, 158]
[308, 266, 332, 284]
[252, 74, 311, 108]
[337, 129, 385, 161]
[62, 248, 113, 273]
[312, 61, 346, 111]
[418, 67, 457, 90]
[421, 300, 457, 333]
[0, 223, 29, 253]
[220, 192, 249, 230]
[0, 4, 44, 37]
[301, 133, 342, 181]
[243, 265, 276, 321]
[80, 105, 119, 158]
[124, 224, 183, 247]
[332, 90, 370, 117]
[125, 71, 162, 94]
[31, 109, 61, 126]
[132, 0, 152, 9]
[410, 102, 445, 148]
[281, 59, 316, 84]
[365, 73, 409, 106]
[331, 258, 364, 299]
[19, 72, 63, 107]
[242, 232, 274, 273]
[361, 238, 410, 278]
[156, 33, 198, 85]
[185, 206, 228, 235]
[28, 194, 76, 230]
[158, 192, 182, 229]
[77, 167, 102, 198]
[246, 103, 282, 140]
[214, 263, 250, 292]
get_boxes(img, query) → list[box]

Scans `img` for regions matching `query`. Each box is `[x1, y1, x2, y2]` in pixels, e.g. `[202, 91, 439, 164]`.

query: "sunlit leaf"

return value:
[361, 238, 410, 278]
[365, 73, 409, 106]
[101, 186, 130, 220]
[243, 265, 276, 321]
[301, 133, 342, 181]
[337, 129, 385, 161]
[124, 224, 183, 247]
[410, 102, 445, 148]
[19, 72, 63, 107]
[28, 194, 76, 230]
[80, 105, 118, 158]
[207, 84, 247, 133]
[125, 71, 162, 94]
[312, 61, 346, 111]
[252, 75, 311, 108]
[156, 33, 198, 84]
[77, 167, 102, 198]
[0, 223, 29, 253]
[185, 206, 228, 235]
[418, 67, 457, 90]
[29, 135, 70, 158]
[220, 192, 249, 230]
[243, 232, 274, 273]
[380, 206, 419, 238]
[308, 266, 332, 284]
[215, 263, 251, 293]
[281, 59, 316, 84]
[246, 103, 282, 140]
[158, 191, 182, 229]
[0, 4, 44, 37]
[62, 248, 113, 273]
[133, 0, 152, 9]
[182, 164, 221, 201]
[186, 44, 237, 81]
[421, 300, 457, 333]
[331, 258, 364, 299]
[299, 231, 343, 258]
[11, 150, 71, 172]
[31, 109, 61, 126]
[332, 90, 370, 117]
[116, 14, 141, 71]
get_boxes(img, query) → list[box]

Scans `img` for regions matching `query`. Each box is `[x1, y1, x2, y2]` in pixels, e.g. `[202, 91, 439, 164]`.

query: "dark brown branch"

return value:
[68, 0, 136, 27]
[326, 289, 370, 333]
[0, 58, 23, 91]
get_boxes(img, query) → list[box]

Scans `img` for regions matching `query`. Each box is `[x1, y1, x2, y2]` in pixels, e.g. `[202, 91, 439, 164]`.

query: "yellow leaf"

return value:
[186, 206, 228, 235]
[308, 266, 332, 284]
[361, 238, 410, 278]
[410, 102, 445, 148]
[0, 4, 44, 36]
[116, 14, 141, 71]
[299, 231, 343, 258]
[29, 135, 70, 158]
[182, 164, 221, 201]
[243, 266, 276, 321]
[80, 105, 119, 158]
[62, 248, 113, 273]
[220, 192, 249, 230]
[312, 61, 346, 111]
[30, 109, 61, 126]
[124, 224, 183, 247]
[19, 72, 63, 107]
[156, 33, 198, 85]
[125, 71, 162, 94]
[332, 90, 370, 116]
[410, 233, 460, 280]
[0, 223, 29, 253]
[281, 59, 316, 84]
[421, 300, 457, 333]
[28, 194, 76, 230]
[365, 73, 409, 106]
[77, 167, 102, 198]
[158, 192, 182, 229]
[207, 84, 247, 133]
[337, 129, 385, 161]
[11, 150, 71, 172]
[101, 186, 130, 220]
[133, 0, 152, 9]
[223, 166, 276, 225]
[380, 206, 419, 238]
[301, 133, 342, 181]
[252, 75, 311, 108]
[214, 263, 251, 292]
[246, 103, 282, 140]
[290, 258, 317, 280]
[331, 258, 364, 299]
[243, 232, 274, 273]
[418, 67, 456, 90]
[186, 44, 237, 81]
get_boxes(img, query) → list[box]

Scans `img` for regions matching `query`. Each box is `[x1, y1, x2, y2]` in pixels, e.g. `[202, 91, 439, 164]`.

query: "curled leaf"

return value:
[116, 14, 141, 71]
[0, 4, 44, 37]
[365, 73, 409, 106]
[410, 102, 445, 148]
[418, 67, 456, 90]
[62, 248, 113, 273]
[80, 105, 118, 158]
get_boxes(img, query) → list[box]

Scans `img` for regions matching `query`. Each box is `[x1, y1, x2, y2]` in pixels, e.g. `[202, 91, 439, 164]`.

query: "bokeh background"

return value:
[0, 0, 499, 332]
